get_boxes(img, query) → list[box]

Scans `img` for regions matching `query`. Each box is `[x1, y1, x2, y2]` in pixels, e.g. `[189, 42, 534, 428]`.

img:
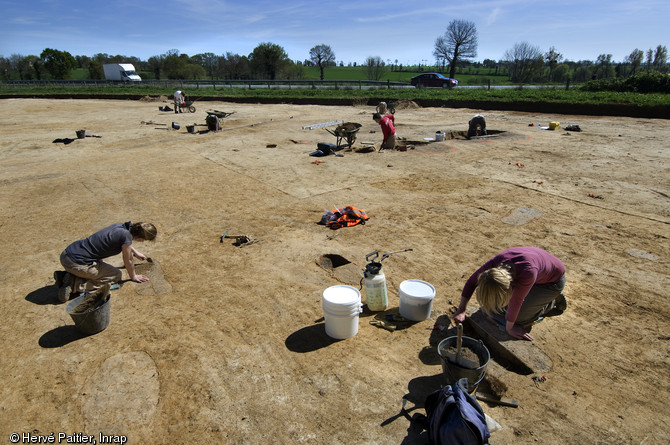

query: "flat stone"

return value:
[625, 249, 657, 261]
[133, 260, 172, 295]
[465, 307, 552, 374]
[501, 207, 543, 225]
[82, 351, 159, 436]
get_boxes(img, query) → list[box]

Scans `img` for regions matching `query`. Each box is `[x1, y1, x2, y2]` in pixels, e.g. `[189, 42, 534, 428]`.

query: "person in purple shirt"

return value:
[453, 247, 567, 341]
[54, 222, 157, 303]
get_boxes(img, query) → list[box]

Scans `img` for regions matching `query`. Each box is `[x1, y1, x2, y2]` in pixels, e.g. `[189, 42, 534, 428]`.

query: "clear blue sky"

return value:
[2, 0, 668, 65]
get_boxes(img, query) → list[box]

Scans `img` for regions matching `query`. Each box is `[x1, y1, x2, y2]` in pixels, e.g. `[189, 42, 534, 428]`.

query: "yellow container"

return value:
[549, 122, 560, 130]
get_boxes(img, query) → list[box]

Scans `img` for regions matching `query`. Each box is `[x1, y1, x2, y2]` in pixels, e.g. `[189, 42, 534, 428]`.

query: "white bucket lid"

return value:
[323, 285, 361, 306]
[399, 280, 435, 300]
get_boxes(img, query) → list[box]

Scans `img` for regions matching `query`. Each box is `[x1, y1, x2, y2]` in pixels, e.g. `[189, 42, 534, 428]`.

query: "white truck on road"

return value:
[103, 63, 142, 82]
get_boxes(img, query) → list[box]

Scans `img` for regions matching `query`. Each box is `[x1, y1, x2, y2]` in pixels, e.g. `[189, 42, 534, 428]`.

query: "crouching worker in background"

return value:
[206, 114, 221, 132]
[467, 114, 487, 139]
[453, 246, 567, 341]
[54, 222, 157, 303]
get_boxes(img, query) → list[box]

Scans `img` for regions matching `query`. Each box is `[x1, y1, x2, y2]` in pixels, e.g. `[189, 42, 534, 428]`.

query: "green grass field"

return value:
[303, 66, 512, 86]
[69, 66, 513, 86]
[5, 69, 669, 118]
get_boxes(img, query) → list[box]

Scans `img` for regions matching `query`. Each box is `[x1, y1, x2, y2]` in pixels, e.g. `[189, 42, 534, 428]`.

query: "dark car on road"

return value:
[410, 73, 458, 88]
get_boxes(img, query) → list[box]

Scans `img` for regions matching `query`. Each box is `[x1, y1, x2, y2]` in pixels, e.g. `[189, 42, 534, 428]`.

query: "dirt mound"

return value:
[336, 122, 361, 133]
[139, 95, 168, 102]
[393, 99, 420, 110]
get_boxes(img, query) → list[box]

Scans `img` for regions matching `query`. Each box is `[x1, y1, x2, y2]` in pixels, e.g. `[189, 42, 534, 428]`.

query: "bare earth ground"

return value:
[0, 98, 669, 444]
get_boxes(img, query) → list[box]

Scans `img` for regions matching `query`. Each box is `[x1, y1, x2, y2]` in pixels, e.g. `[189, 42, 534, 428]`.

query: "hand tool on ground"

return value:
[221, 230, 262, 247]
[370, 319, 396, 331]
[475, 392, 519, 408]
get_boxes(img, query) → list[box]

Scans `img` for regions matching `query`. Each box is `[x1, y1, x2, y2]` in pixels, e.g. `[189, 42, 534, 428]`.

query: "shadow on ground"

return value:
[39, 325, 89, 348]
[25, 285, 60, 305]
[285, 322, 340, 353]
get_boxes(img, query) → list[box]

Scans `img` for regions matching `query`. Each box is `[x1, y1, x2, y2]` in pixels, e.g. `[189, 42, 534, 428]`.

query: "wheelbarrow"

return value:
[182, 99, 197, 113]
[207, 110, 236, 119]
[176, 97, 200, 113]
[325, 122, 362, 148]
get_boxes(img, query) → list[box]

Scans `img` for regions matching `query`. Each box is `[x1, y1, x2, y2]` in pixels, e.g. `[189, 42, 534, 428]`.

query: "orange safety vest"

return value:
[327, 206, 369, 229]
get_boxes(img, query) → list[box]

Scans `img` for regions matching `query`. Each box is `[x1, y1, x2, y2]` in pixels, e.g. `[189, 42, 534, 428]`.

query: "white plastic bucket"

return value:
[398, 280, 436, 321]
[322, 285, 362, 339]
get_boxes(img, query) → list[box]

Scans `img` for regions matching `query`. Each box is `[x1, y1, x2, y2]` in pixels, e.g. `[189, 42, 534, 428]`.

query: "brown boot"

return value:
[55, 271, 73, 303]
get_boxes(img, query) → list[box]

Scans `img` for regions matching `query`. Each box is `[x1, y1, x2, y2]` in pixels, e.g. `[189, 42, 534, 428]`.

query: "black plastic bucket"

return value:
[438, 335, 490, 393]
[66, 293, 111, 334]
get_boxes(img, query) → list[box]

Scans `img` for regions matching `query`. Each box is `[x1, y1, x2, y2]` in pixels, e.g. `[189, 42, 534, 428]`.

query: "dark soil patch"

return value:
[444, 345, 483, 369]
[70, 293, 106, 314]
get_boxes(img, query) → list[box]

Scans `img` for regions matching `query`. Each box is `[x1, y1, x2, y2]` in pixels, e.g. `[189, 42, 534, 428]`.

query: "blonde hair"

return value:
[475, 265, 512, 316]
[130, 222, 157, 241]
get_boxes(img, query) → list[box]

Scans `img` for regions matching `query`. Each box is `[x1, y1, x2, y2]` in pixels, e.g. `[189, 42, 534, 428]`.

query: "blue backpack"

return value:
[424, 378, 490, 445]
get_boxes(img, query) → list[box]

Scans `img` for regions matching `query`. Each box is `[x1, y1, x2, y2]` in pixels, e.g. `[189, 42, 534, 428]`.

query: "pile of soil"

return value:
[393, 99, 420, 110]
[139, 95, 162, 102]
[336, 122, 361, 133]
[444, 345, 482, 369]
[70, 293, 106, 314]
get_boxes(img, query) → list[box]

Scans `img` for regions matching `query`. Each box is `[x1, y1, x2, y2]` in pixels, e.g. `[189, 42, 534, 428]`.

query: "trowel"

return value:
[446, 324, 479, 369]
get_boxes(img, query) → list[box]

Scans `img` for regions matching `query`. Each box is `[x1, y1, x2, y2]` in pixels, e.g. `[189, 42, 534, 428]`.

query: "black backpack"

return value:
[424, 378, 490, 445]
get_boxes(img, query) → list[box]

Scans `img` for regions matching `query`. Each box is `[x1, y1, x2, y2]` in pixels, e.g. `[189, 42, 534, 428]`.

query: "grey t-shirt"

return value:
[65, 222, 132, 265]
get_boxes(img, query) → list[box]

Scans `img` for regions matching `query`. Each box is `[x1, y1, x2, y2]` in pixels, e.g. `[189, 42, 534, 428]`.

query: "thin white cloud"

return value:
[486, 7, 501, 26]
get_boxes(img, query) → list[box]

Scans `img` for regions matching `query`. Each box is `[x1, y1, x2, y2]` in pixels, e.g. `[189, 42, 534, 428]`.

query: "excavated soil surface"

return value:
[1, 98, 669, 444]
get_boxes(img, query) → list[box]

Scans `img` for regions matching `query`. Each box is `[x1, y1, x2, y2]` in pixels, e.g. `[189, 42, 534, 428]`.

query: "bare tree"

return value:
[365, 56, 387, 81]
[309, 44, 335, 80]
[503, 42, 544, 83]
[433, 19, 478, 79]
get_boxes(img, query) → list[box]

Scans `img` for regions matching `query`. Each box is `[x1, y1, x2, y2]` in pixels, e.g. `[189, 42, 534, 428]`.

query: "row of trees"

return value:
[432, 19, 669, 84]
[0, 43, 322, 82]
[500, 42, 668, 83]
[0, 42, 392, 83]
[1, 26, 668, 84]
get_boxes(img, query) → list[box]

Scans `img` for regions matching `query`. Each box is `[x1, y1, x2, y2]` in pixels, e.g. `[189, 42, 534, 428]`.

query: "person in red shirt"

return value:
[373, 112, 396, 150]
[453, 246, 567, 341]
